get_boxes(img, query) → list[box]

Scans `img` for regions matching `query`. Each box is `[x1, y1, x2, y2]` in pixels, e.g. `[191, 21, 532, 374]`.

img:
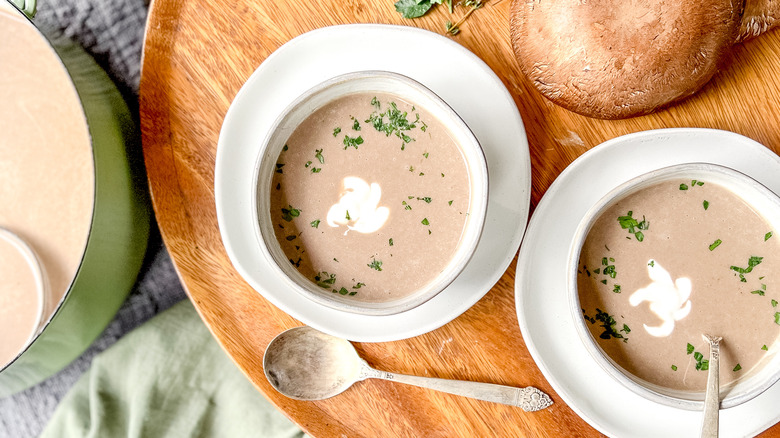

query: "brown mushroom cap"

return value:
[510, 0, 743, 119]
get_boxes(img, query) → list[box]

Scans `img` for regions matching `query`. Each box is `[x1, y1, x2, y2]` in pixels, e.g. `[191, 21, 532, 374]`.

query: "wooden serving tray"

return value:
[140, 0, 780, 435]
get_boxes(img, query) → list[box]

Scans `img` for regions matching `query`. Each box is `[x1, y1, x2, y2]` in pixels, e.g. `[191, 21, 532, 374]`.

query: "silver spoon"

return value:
[263, 326, 553, 412]
[701, 334, 722, 438]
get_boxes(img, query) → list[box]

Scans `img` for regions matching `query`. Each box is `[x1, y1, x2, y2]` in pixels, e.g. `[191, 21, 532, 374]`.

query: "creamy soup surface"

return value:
[269, 92, 471, 302]
[578, 178, 780, 392]
[0, 11, 94, 366]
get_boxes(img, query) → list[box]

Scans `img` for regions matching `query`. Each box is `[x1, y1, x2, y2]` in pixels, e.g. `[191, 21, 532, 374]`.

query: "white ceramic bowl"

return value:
[251, 71, 488, 316]
[568, 162, 780, 410]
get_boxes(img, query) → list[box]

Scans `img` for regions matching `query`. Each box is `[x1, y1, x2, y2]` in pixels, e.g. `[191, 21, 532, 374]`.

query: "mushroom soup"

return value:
[0, 10, 94, 366]
[578, 178, 780, 392]
[269, 92, 471, 302]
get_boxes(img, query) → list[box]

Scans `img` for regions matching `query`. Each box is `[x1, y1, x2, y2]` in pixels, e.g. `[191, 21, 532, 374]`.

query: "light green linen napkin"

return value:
[40, 300, 306, 438]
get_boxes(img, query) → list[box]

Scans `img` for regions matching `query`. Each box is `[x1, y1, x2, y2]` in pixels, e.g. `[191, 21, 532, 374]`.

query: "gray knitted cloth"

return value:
[0, 0, 188, 436]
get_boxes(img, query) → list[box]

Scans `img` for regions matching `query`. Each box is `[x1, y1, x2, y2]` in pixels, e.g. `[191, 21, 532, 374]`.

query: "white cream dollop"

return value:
[629, 261, 692, 338]
[326, 176, 389, 234]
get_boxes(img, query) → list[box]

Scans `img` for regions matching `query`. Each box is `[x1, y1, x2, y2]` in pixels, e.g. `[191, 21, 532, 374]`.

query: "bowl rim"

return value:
[567, 162, 780, 410]
[249, 70, 489, 316]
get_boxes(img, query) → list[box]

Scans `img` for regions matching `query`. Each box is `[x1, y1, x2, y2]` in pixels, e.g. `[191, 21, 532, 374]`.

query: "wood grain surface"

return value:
[139, 0, 780, 436]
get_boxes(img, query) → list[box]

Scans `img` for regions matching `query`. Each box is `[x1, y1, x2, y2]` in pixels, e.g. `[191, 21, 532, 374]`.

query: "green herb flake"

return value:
[751, 289, 766, 296]
[671, 365, 678, 371]
[285, 235, 296, 241]
[423, 152, 429, 158]
[697, 181, 705, 186]
[772, 299, 778, 308]
[730, 256, 763, 282]
[336, 287, 349, 295]
[709, 239, 722, 251]
[282, 144, 289, 151]
[275, 163, 285, 174]
[281, 205, 301, 222]
[389, 238, 394, 246]
[680, 183, 689, 191]
[305, 160, 312, 168]
[333, 127, 341, 137]
[617, 211, 649, 241]
[418, 197, 432, 203]
[368, 258, 383, 271]
[734, 364, 742, 372]
[687, 343, 695, 355]
[345, 210, 351, 220]
[315, 148, 324, 164]
[766, 231, 774, 241]
[648, 260, 655, 267]
[311, 167, 321, 173]
[622, 324, 631, 333]
[310, 219, 320, 228]
[421, 218, 430, 226]
[763, 345, 769, 351]
[613, 284, 622, 293]
[353, 282, 365, 289]
[419, 172, 425, 176]
[314, 271, 336, 288]
[593, 308, 628, 342]
[448, 200, 453, 206]
[394, 0, 434, 19]
[343, 135, 364, 149]
[408, 166, 414, 172]
[775, 312, 780, 325]
[351, 117, 361, 131]
[703, 200, 710, 210]
[600, 279, 607, 285]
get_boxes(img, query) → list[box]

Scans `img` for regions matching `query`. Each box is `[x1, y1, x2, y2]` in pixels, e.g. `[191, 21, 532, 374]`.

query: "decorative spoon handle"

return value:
[359, 363, 552, 412]
[701, 334, 722, 438]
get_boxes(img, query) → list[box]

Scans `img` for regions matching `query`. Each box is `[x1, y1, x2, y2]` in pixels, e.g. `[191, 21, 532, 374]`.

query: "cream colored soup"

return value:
[270, 92, 470, 302]
[578, 179, 780, 392]
[0, 11, 94, 366]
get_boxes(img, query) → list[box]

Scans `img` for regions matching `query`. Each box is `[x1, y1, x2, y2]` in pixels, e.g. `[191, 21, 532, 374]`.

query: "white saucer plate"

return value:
[516, 128, 780, 437]
[216, 24, 530, 342]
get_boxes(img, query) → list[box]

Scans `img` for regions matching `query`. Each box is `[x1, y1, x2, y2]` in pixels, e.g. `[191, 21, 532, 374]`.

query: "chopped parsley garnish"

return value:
[368, 258, 383, 271]
[421, 218, 430, 226]
[679, 183, 688, 191]
[310, 219, 320, 228]
[448, 200, 453, 206]
[314, 271, 336, 288]
[419, 172, 425, 176]
[694, 351, 709, 371]
[763, 344, 769, 351]
[617, 211, 649, 242]
[408, 166, 414, 172]
[772, 299, 778, 308]
[703, 200, 710, 210]
[671, 365, 678, 371]
[282, 144, 288, 151]
[275, 163, 285, 174]
[733, 364, 742, 372]
[305, 160, 312, 168]
[693, 180, 704, 186]
[345, 210, 351, 220]
[351, 117, 361, 131]
[600, 279, 607, 285]
[389, 238, 394, 246]
[281, 205, 301, 222]
[730, 256, 763, 282]
[419, 197, 432, 203]
[592, 308, 628, 342]
[687, 343, 695, 355]
[648, 260, 655, 267]
[621, 324, 631, 334]
[352, 282, 366, 289]
[613, 284, 622, 293]
[285, 235, 296, 241]
[315, 148, 324, 164]
[423, 152, 429, 158]
[311, 167, 321, 173]
[402, 201, 411, 210]
[289, 257, 301, 268]
[343, 135, 364, 149]
[775, 312, 780, 325]
[333, 127, 341, 137]
[766, 231, 774, 241]
[365, 100, 422, 149]
[709, 239, 722, 251]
